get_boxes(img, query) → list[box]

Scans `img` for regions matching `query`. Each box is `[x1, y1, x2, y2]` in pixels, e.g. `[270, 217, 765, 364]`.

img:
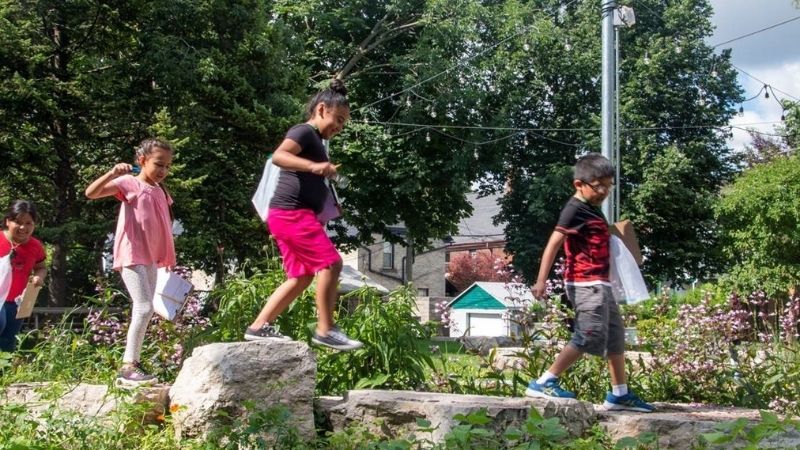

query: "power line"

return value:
[354, 0, 582, 113]
[356, 118, 784, 133]
[732, 64, 800, 102]
[711, 15, 800, 49]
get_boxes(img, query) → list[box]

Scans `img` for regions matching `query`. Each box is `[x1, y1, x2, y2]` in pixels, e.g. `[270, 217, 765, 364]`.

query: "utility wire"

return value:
[354, 0, 582, 113]
[711, 15, 800, 48]
[732, 64, 800, 102]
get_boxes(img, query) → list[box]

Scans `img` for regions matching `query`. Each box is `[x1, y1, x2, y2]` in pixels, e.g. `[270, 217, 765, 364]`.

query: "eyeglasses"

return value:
[581, 180, 615, 193]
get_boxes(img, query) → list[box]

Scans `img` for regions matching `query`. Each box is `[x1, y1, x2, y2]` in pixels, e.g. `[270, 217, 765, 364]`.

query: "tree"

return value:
[484, 0, 742, 283]
[0, 0, 153, 305]
[277, 0, 498, 250]
[716, 153, 800, 297]
[133, 0, 308, 281]
[446, 251, 510, 293]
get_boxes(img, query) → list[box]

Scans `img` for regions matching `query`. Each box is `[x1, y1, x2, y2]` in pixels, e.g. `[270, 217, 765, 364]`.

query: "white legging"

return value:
[120, 264, 156, 363]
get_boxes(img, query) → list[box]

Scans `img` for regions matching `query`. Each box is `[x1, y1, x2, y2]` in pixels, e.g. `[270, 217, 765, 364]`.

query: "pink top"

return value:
[111, 175, 176, 270]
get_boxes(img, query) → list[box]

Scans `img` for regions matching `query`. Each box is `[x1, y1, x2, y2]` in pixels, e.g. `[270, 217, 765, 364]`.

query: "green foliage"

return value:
[200, 402, 309, 450]
[716, 154, 800, 297]
[0, 399, 182, 449]
[701, 410, 800, 450]
[316, 285, 435, 394]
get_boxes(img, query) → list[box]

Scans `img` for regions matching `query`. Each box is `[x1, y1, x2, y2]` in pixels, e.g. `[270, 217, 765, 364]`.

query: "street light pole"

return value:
[601, 0, 616, 223]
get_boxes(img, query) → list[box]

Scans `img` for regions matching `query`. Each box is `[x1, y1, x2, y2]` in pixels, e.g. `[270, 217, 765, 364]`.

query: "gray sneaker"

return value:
[244, 323, 292, 341]
[116, 362, 157, 388]
[311, 326, 363, 351]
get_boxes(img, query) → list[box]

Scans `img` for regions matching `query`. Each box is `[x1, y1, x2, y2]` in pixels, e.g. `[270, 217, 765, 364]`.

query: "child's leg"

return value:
[608, 352, 626, 386]
[0, 302, 21, 352]
[250, 275, 314, 329]
[605, 291, 628, 393]
[546, 344, 584, 378]
[120, 264, 157, 363]
[314, 258, 342, 335]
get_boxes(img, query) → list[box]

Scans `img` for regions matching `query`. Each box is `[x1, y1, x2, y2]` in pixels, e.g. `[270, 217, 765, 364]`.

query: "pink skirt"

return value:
[267, 208, 341, 278]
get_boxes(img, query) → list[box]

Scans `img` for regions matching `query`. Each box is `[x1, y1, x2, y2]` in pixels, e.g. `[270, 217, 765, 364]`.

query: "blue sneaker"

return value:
[603, 391, 655, 412]
[525, 378, 576, 399]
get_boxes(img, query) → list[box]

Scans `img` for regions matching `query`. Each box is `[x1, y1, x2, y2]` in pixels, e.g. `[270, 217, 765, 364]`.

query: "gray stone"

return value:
[169, 340, 316, 441]
[2, 382, 169, 424]
[597, 403, 800, 449]
[318, 389, 596, 442]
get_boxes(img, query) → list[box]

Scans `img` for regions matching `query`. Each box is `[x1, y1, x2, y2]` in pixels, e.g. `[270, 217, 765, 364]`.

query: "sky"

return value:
[707, 0, 800, 151]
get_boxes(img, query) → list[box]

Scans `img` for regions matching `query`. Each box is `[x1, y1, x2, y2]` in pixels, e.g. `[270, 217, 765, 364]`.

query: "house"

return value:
[446, 281, 536, 337]
[356, 192, 507, 299]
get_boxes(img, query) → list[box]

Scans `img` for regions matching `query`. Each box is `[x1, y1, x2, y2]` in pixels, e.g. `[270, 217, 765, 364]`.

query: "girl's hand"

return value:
[531, 281, 547, 300]
[309, 162, 337, 178]
[31, 275, 44, 288]
[109, 163, 133, 177]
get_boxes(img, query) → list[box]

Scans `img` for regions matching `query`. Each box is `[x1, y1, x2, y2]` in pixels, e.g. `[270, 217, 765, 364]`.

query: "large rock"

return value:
[318, 389, 596, 442]
[598, 403, 800, 449]
[2, 382, 168, 424]
[169, 340, 316, 441]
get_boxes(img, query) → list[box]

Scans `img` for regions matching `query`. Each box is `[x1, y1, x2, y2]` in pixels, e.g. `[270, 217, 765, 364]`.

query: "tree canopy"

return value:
[1, 0, 747, 303]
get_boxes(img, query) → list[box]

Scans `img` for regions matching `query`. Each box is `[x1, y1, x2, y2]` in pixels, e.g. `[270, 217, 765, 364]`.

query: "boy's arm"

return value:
[531, 231, 566, 299]
[85, 163, 131, 199]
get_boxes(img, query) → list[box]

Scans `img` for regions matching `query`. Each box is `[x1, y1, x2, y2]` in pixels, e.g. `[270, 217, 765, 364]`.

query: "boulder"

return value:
[597, 403, 800, 449]
[169, 340, 316, 441]
[318, 389, 596, 442]
[2, 382, 168, 424]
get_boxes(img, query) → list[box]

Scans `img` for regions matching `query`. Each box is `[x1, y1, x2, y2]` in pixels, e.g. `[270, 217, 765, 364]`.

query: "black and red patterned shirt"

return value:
[555, 197, 610, 284]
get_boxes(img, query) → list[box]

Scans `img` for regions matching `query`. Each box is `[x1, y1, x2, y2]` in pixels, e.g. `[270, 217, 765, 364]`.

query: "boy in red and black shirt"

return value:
[526, 154, 653, 412]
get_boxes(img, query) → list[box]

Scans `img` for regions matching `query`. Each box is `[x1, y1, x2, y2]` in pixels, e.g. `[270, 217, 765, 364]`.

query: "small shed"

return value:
[446, 282, 536, 337]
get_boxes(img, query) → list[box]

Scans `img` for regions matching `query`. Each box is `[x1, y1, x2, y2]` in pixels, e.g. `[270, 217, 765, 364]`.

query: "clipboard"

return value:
[16, 281, 41, 319]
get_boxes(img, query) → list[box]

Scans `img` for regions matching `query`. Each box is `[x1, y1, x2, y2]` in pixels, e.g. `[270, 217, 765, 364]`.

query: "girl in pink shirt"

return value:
[85, 138, 175, 387]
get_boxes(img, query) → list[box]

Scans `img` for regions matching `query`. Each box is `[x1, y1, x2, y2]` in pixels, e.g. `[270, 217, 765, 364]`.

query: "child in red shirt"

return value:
[0, 200, 47, 352]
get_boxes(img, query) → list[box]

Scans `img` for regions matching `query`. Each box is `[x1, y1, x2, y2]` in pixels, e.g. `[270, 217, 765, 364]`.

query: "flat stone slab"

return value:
[318, 389, 596, 442]
[2, 382, 169, 424]
[597, 402, 800, 449]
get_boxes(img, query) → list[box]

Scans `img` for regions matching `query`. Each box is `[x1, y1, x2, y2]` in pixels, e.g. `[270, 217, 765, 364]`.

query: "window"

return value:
[445, 252, 450, 262]
[382, 242, 394, 269]
[417, 288, 429, 296]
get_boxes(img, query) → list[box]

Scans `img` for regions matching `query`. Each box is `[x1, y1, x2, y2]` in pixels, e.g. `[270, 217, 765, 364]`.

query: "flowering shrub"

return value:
[446, 252, 512, 293]
[84, 265, 212, 378]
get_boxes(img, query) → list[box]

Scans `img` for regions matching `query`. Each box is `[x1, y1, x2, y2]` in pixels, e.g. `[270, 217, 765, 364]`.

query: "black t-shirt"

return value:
[554, 196, 610, 283]
[269, 124, 329, 213]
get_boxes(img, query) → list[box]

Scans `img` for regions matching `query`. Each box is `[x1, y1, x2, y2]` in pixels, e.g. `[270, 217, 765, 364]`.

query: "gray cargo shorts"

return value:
[566, 283, 625, 357]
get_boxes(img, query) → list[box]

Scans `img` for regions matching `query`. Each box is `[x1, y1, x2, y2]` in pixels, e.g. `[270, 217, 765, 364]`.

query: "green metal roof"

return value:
[450, 284, 505, 310]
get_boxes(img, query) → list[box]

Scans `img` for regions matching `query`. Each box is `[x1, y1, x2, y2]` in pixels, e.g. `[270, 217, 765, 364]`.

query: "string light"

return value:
[523, 43, 530, 51]
[764, 85, 769, 99]
[564, 39, 572, 51]
[643, 51, 650, 65]
[425, 132, 431, 142]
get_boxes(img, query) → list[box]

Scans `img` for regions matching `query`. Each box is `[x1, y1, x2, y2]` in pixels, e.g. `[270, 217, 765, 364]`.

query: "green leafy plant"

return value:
[700, 410, 800, 449]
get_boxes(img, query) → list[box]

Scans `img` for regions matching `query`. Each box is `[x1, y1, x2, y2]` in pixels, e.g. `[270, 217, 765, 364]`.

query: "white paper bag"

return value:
[0, 253, 10, 304]
[609, 235, 650, 304]
[251, 157, 281, 222]
[153, 268, 193, 321]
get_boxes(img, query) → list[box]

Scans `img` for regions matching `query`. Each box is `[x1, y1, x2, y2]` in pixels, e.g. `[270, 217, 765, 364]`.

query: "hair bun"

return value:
[329, 78, 348, 96]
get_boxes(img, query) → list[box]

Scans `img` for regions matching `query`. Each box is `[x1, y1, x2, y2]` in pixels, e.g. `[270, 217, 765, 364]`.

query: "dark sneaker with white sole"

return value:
[244, 323, 292, 341]
[116, 362, 157, 388]
[311, 326, 363, 351]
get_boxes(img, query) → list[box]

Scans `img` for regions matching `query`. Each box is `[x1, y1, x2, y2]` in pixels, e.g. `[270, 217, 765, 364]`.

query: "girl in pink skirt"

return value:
[245, 79, 362, 351]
